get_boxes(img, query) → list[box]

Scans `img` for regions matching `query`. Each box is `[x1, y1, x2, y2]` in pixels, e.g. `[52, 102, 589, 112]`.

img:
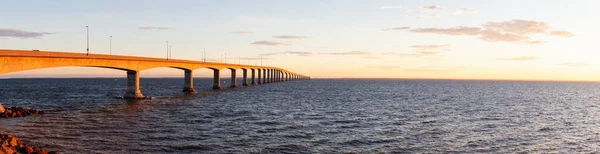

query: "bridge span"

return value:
[0, 49, 310, 99]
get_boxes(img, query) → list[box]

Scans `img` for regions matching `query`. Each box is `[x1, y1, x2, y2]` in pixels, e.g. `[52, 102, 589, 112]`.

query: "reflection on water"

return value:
[1, 79, 600, 153]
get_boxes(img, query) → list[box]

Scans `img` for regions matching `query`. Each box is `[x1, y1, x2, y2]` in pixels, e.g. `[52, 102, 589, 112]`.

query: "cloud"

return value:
[259, 50, 370, 57]
[138, 26, 171, 30]
[383, 27, 410, 31]
[231, 31, 253, 35]
[410, 27, 482, 35]
[421, 5, 442, 12]
[405, 66, 464, 72]
[461, 8, 478, 13]
[559, 62, 590, 67]
[449, 8, 479, 15]
[409, 20, 574, 44]
[391, 45, 451, 57]
[251, 40, 290, 46]
[497, 56, 536, 61]
[273, 35, 311, 39]
[321, 51, 370, 56]
[369, 66, 401, 70]
[380, 5, 402, 9]
[260, 51, 313, 57]
[483, 20, 550, 35]
[0, 29, 53, 38]
[409, 45, 451, 51]
[549, 30, 575, 37]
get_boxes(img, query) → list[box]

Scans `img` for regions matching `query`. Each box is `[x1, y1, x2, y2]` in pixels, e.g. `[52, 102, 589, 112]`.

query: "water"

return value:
[1, 79, 600, 153]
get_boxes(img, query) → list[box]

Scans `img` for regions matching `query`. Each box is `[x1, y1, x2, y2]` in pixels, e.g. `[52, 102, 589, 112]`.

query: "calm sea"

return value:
[1, 78, 600, 153]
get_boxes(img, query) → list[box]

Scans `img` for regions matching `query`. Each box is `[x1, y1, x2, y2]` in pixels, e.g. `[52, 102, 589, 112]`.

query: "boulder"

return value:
[0, 104, 4, 114]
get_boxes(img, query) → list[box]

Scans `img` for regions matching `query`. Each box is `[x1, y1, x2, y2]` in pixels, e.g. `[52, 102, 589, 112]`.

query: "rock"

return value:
[25, 146, 34, 153]
[0, 104, 4, 114]
[8, 137, 17, 146]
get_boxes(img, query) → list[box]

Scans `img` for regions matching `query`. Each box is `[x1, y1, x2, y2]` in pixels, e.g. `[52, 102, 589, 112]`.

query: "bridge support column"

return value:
[251, 69, 256, 85]
[257, 69, 262, 84]
[230, 69, 238, 88]
[123, 70, 145, 99]
[270, 69, 274, 83]
[183, 70, 196, 93]
[212, 69, 221, 89]
[243, 69, 249, 86]
[265, 69, 270, 83]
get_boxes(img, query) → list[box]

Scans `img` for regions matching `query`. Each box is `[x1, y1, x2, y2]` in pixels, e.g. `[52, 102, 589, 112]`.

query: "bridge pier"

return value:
[242, 69, 249, 86]
[123, 70, 145, 99]
[251, 69, 256, 85]
[270, 69, 274, 83]
[265, 69, 269, 83]
[212, 69, 221, 89]
[230, 69, 238, 88]
[257, 69, 262, 84]
[183, 70, 196, 93]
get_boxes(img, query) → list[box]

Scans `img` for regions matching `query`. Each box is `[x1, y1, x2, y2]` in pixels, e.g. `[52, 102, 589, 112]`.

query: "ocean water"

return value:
[1, 79, 600, 153]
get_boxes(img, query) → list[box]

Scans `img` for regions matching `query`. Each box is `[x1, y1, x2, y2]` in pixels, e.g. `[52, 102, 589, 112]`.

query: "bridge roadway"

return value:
[0, 49, 310, 99]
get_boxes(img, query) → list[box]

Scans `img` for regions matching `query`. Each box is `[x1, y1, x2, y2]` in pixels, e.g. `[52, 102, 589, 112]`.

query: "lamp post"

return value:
[166, 41, 169, 60]
[109, 36, 112, 55]
[86, 26, 89, 56]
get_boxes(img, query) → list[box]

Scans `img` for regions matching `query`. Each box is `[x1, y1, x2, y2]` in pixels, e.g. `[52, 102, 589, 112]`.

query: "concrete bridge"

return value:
[0, 49, 310, 99]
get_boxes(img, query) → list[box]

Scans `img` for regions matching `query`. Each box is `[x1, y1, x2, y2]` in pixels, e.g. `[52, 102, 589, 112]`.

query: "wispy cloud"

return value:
[449, 8, 478, 15]
[0, 29, 53, 38]
[259, 50, 371, 57]
[549, 30, 575, 37]
[138, 26, 171, 30]
[383, 27, 410, 31]
[409, 45, 451, 51]
[380, 5, 403, 9]
[410, 27, 482, 35]
[391, 45, 451, 57]
[421, 5, 443, 12]
[405, 66, 464, 72]
[497, 56, 537, 61]
[369, 66, 402, 70]
[559, 62, 590, 67]
[260, 51, 312, 57]
[273, 35, 311, 39]
[409, 20, 575, 44]
[231, 31, 253, 35]
[251, 40, 291, 46]
[322, 51, 370, 55]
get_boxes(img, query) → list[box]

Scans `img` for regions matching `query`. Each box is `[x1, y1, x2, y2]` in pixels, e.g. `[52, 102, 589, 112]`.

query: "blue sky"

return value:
[1, 0, 598, 80]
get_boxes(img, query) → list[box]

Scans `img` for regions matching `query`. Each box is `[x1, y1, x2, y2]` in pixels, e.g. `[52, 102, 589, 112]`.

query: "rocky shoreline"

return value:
[0, 133, 58, 154]
[0, 104, 57, 154]
[0, 106, 45, 118]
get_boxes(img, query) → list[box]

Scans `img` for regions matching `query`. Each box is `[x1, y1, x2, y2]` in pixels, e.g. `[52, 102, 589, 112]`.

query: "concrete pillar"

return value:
[251, 69, 256, 85]
[242, 69, 249, 86]
[123, 70, 145, 99]
[270, 69, 274, 83]
[257, 69, 262, 84]
[263, 69, 267, 83]
[230, 69, 238, 88]
[212, 69, 221, 89]
[183, 70, 196, 93]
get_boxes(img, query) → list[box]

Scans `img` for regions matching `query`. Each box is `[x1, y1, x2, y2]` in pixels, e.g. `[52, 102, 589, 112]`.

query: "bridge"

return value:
[0, 49, 310, 99]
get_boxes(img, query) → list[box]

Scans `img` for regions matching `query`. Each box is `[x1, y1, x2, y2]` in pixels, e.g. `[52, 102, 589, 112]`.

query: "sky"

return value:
[1, 0, 599, 81]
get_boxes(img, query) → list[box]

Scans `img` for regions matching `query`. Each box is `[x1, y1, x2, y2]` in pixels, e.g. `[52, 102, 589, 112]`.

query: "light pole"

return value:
[166, 41, 169, 60]
[203, 48, 206, 62]
[86, 26, 89, 56]
[109, 36, 112, 55]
